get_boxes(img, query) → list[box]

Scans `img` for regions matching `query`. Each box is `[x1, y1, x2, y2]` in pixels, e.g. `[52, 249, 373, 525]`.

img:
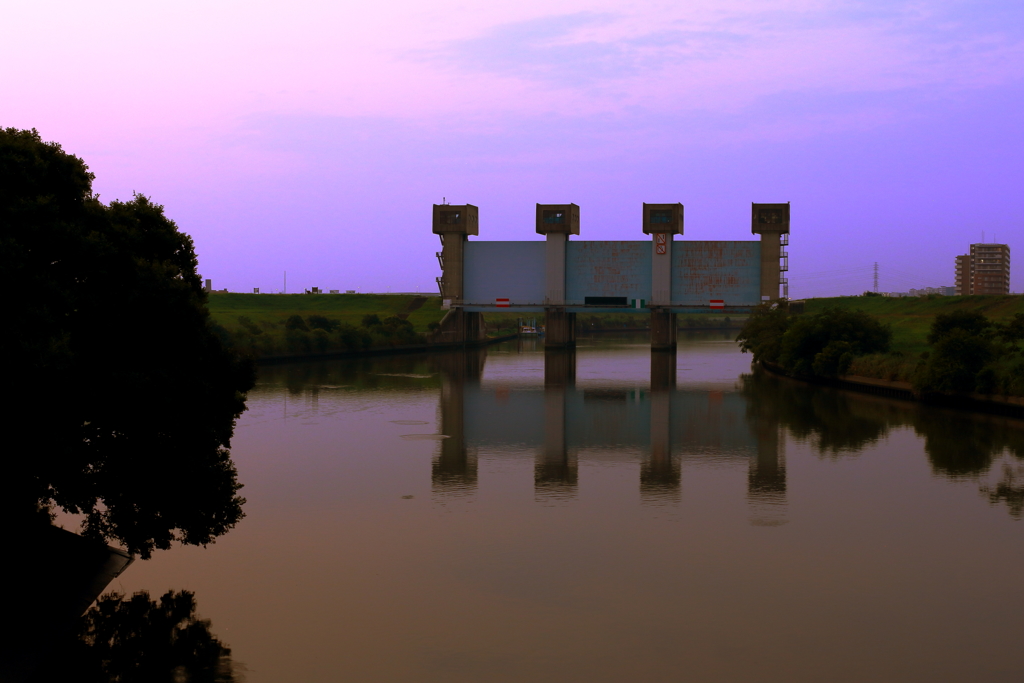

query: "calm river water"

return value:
[112, 332, 1024, 682]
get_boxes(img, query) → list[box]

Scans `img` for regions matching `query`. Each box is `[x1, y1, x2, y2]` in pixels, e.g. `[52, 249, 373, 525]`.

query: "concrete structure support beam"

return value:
[751, 203, 789, 302]
[545, 233, 567, 305]
[544, 309, 576, 349]
[434, 309, 486, 344]
[651, 234, 672, 305]
[440, 234, 466, 302]
[758, 231, 782, 302]
[650, 309, 677, 351]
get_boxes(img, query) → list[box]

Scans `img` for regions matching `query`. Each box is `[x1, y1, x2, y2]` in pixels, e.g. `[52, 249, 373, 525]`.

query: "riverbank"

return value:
[760, 360, 1024, 418]
[790, 295, 1024, 384]
[208, 293, 745, 359]
[802, 294, 1024, 354]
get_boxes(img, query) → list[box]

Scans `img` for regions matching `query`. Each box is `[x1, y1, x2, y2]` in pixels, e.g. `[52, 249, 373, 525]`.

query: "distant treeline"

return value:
[737, 302, 1024, 397]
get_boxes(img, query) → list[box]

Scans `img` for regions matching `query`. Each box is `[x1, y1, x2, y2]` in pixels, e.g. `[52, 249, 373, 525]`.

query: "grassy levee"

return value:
[207, 292, 446, 331]
[207, 293, 449, 359]
[801, 295, 1024, 384]
[206, 292, 444, 329]
[804, 295, 1024, 354]
[206, 294, 748, 359]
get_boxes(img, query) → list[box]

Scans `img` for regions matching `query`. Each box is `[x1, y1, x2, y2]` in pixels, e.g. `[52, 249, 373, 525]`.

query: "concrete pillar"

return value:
[433, 204, 481, 343]
[757, 231, 781, 301]
[650, 309, 677, 351]
[537, 349, 576, 495]
[440, 233, 466, 302]
[545, 232, 566, 305]
[544, 348, 577, 387]
[536, 203, 579, 349]
[433, 203, 477, 301]
[643, 203, 683, 348]
[651, 233, 672, 305]
[544, 310, 576, 348]
[751, 203, 790, 302]
[434, 308, 486, 345]
[650, 349, 677, 391]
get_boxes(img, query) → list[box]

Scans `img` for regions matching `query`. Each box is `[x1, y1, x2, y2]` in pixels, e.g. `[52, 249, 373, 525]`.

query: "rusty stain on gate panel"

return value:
[672, 241, 760, 305]
[565, 241, 652, 304]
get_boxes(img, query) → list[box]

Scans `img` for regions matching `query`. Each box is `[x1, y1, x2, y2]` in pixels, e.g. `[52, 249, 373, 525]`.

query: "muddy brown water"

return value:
[105, 332, 1024, 682]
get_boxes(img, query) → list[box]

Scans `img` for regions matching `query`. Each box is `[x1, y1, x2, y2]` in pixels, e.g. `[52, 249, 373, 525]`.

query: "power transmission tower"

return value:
[874, 262, 879, 293]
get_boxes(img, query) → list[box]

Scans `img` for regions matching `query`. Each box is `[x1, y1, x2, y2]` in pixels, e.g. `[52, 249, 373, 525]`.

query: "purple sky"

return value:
[5, 0, 1023, 296]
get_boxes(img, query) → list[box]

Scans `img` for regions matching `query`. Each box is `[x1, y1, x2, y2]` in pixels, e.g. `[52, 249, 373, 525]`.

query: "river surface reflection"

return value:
[112, 332, 1024, 682]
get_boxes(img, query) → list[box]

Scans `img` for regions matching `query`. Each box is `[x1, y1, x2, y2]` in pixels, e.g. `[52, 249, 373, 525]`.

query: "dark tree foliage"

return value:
[1, 128, 254, 557]
[916, 330, 994, 393]
[34, 590, 237, 683]
[237, 316, 263, 336]
[914, 311, 997, 394]
[337, 322, 373, 351]
[735, 302, 792, 365]
[926, 310, 991, 345]
[284, 314, 309, 331]
[737, 303, 890, 378]
[307, 314, 339, 332]
[998, 313, 1024, 345]
[778, 307, 891, 377]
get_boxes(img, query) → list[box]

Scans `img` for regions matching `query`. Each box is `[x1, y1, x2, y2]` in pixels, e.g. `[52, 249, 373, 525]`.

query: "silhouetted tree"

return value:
[306, 314, 339, 332]
[737, 304, 890, 377]
[284, 314, 308, 331]
[34, 590, 238, 682]
[926, 310, 992, 345]
[915, 312, 995, 394]
[1, 128, 254, 557]
[736, 301, 791, 365]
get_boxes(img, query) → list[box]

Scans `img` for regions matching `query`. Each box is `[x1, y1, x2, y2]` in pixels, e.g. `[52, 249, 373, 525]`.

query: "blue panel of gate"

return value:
[672, 240, 761, 306]
[463, 241, 547, 306]
[565, 241, 652, 306]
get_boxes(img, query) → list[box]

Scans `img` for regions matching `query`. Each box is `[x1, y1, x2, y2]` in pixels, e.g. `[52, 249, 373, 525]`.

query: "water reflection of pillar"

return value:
[432, 349, 484, 495]
[642, 350, 679, 499]
[748, 420, 787, 526]
[537, 350, 577, 496]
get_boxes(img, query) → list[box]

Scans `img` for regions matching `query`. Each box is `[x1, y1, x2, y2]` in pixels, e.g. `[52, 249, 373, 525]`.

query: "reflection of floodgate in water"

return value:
[431, 350, 485, 497]
[429, 347, 789, 517]
[748, 425, 788, 526]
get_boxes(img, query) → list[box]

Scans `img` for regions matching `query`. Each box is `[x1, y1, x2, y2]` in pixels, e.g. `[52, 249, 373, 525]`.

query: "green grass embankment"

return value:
[207, 294, 745, 359]
[207, 293, 449, 358]
[802, 295, 1024, 383]
[207, 293, 447, 332]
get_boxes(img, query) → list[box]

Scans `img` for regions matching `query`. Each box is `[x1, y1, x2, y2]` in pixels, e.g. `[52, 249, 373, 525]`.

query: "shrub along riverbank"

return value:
[739, 295, 1024, 398]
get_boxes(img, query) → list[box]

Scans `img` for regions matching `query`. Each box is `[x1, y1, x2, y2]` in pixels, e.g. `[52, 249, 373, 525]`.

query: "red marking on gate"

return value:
[709, 299, 724, 309]
[496, 298, 510, 307]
